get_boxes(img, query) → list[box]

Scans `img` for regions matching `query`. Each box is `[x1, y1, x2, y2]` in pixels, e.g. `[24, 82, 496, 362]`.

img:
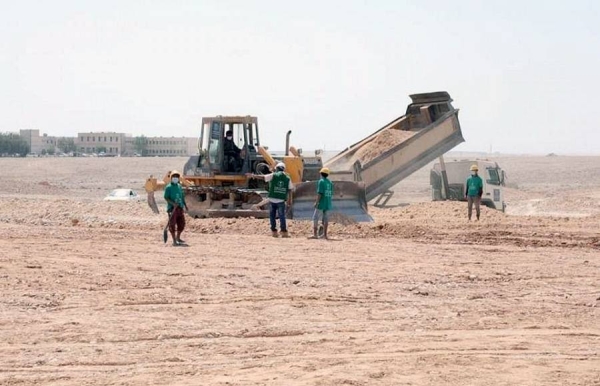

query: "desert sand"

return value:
[0, 155, 599, 385]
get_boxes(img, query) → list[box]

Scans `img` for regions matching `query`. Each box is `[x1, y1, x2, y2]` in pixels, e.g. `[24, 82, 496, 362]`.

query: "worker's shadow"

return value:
[372, 203, 410, 209]
[168, 243, 190, 248]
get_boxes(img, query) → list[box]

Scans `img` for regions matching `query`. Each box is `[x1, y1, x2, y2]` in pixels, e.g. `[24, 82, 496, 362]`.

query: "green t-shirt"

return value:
[466, 175, 483, 197]
[164, 182, 185, 211]
[268, 171, 291, 201]
[317, 178, 333, 211]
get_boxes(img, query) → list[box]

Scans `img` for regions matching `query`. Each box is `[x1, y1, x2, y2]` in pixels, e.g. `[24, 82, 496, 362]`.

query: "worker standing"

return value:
[247, 162, 294, 238]
[164, 170, 188, 245]
[465, 164, 483, 221]
[311, 167, 334, 240]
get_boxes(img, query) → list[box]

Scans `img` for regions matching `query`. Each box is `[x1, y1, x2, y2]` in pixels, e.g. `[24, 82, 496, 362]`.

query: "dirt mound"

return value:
[329, 129, 415, 170]
[371, 201, 507, 223]
[2, 194, 596, 249]
[355, 129, 416, 165]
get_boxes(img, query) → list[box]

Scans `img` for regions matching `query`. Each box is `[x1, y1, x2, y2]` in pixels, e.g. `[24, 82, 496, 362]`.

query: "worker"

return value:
[465, 164, 483, 221]
[164, 170, 188, 245]
[246, 162, 294, 238]
[310, 167, 334, 240]
[223, 129, 242, 172]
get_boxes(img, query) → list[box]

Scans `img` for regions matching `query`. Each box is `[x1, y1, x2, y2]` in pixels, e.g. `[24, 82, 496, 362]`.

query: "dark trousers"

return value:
[225, 154, 241, 172]
[168, 207, 186, 233]
[269, 202, 287, 232]
[467, 196, 481, 219]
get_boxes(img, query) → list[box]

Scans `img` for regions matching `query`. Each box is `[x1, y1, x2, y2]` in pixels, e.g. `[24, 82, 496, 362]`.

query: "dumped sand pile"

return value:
[355, 128, 416, 165]
[328, 128, 416, 170]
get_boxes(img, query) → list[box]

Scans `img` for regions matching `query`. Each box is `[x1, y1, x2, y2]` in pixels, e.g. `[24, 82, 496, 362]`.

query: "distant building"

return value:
[77, 132, 197, 156]
[16, 129, 196, 156]
[124, 136, 197, 157]
[77, 132, 129, 155]
[20, 129, 60, 154]
[20, 130, 43, 154]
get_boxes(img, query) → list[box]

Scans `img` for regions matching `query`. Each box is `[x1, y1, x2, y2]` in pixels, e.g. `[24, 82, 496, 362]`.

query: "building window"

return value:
[116, 137, 118, 142]
[110, 137, 113, 142]
[93, 137, 95, 142]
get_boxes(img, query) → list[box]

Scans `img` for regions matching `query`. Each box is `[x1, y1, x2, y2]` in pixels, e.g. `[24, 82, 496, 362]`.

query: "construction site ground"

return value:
[1, 156, 599, 385]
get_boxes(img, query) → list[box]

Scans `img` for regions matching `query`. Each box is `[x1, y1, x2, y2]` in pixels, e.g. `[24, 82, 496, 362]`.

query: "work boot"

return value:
[271, 231, 279, 238]
[280, 231, 290, 238]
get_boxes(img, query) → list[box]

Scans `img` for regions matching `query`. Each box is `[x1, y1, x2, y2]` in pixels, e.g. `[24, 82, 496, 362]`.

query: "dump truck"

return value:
[145, 116, 324, 218]
[291, 91, 464, 221]
[430, 159, 506, 211]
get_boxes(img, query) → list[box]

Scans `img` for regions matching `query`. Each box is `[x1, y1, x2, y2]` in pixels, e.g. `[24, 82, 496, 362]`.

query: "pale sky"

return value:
[2, 0, 599, 154]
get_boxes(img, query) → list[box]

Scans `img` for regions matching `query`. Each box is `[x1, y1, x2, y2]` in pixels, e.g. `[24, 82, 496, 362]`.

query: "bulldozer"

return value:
[144, 115, 368, 219]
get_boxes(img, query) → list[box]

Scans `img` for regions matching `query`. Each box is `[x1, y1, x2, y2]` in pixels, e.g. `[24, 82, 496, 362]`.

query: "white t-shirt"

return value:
[264, 173, 294, 203]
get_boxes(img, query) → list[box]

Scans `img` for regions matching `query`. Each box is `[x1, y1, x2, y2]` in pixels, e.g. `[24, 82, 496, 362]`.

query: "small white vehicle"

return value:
[104, 189, 142, 201]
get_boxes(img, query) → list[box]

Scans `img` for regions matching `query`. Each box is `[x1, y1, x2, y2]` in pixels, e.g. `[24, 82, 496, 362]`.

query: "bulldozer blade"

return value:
[291, 181, 372, 222]
[147, 191, 160, 214]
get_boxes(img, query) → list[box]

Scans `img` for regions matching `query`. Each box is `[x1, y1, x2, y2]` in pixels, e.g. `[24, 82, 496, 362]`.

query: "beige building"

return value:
[19, 130, 197, 157]
[123, 136, 197, 156]
[76, 132, 129, 155]
[20, 129, 61, 154]
[77, 132, 197, 156]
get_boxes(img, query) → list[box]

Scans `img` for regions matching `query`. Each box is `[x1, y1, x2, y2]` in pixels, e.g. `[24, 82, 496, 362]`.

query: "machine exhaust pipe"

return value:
[285, 130, 292, 156]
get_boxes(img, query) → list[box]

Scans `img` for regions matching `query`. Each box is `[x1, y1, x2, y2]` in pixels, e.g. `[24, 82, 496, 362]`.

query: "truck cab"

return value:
[431, 159, 506, 212]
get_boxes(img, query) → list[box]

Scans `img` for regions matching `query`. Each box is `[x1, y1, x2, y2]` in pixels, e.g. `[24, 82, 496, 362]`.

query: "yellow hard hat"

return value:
[320, 167, 330, 175]
[470, 165, 479, 171]
[170, 170, 181, 177]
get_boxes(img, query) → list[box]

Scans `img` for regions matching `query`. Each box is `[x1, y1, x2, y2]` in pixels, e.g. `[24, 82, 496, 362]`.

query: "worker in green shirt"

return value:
[465, 164, 484, 221]
[247, 162, 294, 238]
[310, 167, 334, 240]
[164, 170, 188, 245]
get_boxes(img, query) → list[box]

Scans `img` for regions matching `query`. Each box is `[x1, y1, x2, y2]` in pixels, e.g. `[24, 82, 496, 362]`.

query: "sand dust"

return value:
[0, 156, 599, 385]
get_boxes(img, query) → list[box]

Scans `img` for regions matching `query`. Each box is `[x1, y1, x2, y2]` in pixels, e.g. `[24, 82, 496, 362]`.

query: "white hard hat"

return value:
[276, 162, 286, 170]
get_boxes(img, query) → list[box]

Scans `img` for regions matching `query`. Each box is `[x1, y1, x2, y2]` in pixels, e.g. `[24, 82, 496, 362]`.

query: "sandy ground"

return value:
[0, 156, 599, 385]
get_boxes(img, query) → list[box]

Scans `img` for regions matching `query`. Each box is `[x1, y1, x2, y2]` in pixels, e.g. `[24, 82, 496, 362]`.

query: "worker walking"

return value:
[465, 164, 483, 221]
[247, 162, 294, 238]
[164, 170, 188, 245]
[311, 167, 334, 240]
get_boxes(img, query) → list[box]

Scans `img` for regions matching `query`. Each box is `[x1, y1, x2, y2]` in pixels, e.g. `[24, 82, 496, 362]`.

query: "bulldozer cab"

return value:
[197, 116, 262, 175]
